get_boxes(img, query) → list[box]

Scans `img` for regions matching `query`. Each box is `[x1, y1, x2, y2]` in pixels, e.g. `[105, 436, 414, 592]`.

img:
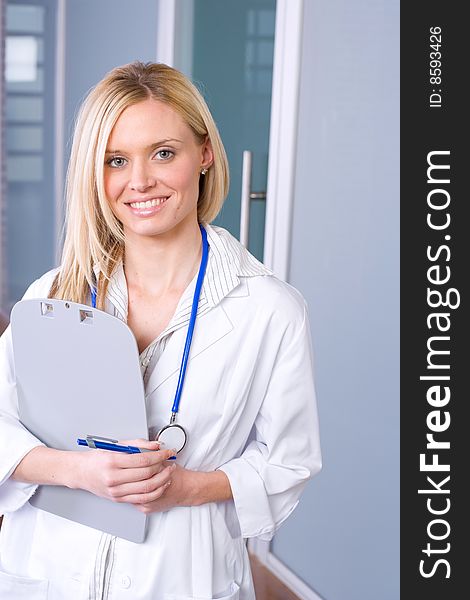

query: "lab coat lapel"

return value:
[144, 303, 234, 398]
[142, 223, 268, 398]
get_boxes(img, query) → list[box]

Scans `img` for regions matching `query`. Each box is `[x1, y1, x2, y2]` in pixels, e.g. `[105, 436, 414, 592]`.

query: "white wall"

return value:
[271, 1, 400, 598]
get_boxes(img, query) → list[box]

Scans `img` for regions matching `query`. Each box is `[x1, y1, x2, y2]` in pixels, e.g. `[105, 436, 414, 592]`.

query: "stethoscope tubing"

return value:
[171, 224, 208, 415]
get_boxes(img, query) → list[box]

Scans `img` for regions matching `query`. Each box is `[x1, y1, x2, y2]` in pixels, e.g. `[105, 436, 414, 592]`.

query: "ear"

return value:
[201, 136, 214, 170]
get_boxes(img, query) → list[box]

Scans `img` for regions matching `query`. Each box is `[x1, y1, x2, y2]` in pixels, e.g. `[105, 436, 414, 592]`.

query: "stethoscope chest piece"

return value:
[156, 423, 187, 453]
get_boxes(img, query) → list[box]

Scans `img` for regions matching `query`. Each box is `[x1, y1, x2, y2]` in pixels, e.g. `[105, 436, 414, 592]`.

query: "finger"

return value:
[110, 464, 175, 502]
[124, 481, 173, 507]
[101, 461, 166, 487]
[135, 493, 171, 514]
[109, 448, 177, 470]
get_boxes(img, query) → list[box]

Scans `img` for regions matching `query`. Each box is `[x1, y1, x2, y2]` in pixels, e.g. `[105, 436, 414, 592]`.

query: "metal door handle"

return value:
[240, 150, 266, 247]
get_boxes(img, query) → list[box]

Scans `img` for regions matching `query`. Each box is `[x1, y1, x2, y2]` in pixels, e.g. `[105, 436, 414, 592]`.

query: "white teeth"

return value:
[129, 198, 167, 209]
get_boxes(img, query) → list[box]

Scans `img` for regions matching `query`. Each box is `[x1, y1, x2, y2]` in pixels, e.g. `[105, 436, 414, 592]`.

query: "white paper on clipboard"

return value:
[10, 298, 149, 543]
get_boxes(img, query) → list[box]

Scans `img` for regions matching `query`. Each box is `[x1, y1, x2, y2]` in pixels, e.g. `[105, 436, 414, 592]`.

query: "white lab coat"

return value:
[0, 226, 321, 600]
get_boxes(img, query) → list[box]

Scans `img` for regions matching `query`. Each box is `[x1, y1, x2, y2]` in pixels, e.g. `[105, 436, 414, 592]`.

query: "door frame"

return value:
[262, 0, 303, 281]
[156, 2, 321, 598]
[157, 0, 300, 281]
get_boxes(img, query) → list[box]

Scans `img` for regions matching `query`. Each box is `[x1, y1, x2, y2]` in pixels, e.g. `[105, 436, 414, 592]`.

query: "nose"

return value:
[128, 160, 156, 192]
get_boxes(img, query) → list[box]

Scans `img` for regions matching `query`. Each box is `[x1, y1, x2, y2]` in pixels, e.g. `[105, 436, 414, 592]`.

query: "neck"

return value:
[123, 219, 203, 296]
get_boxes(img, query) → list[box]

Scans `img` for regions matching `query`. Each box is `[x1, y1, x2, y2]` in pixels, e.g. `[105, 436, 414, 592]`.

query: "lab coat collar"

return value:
[95, 224, 272, 322]
[202, 224, 272, 306]
[92, 262, 128, 322]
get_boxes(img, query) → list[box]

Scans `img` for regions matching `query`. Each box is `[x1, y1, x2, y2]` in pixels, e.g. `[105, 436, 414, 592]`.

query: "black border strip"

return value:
[401, 3, 467, 597]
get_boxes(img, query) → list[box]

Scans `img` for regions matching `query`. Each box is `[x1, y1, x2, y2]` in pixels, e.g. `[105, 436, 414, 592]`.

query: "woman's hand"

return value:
[134, 462, 195, 514]
[134, 465, 233, 514]
[73, 439, 177, 507]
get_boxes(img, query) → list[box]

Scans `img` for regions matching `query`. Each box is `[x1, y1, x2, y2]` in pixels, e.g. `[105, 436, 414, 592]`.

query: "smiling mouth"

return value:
[128, 197, 169, 209]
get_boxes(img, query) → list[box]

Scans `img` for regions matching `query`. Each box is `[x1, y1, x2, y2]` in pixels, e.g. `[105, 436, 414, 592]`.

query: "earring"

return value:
[201, 168, 208, 175]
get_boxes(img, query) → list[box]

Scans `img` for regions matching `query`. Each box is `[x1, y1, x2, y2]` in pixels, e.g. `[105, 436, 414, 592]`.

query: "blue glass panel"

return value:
[6, 125, 43, 151]
[6, 96, 44, 122]
[191, 0, 276, 261]
[7, 155, 43, 181]
[6, 4, 44, 33]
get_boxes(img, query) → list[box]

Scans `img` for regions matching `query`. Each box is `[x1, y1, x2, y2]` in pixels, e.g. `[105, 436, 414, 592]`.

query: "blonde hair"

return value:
[49, 61, 229, 307]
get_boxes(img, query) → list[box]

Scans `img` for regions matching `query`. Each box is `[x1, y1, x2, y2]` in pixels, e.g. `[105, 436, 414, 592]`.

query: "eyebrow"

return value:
[105, 138, 184, 154]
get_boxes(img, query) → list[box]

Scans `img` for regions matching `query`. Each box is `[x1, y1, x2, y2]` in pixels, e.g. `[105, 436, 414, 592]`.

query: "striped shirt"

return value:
[98, 225, 272, 383]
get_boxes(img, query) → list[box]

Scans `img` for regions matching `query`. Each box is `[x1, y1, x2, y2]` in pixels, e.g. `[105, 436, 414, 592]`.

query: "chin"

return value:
[123, 219, 188, 241]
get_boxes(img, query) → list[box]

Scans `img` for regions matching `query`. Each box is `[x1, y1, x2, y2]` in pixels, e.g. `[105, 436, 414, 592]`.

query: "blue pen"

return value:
[77, 435, 177, 458]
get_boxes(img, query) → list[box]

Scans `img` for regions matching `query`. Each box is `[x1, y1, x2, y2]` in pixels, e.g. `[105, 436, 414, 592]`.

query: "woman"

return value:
[0, 62, 321, 599]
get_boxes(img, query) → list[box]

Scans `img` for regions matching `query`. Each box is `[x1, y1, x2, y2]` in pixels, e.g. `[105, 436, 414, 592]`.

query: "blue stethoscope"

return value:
[90, 224, 209, 454]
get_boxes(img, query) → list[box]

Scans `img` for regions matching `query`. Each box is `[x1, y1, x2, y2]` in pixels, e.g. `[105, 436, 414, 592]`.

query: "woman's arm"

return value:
[192, 469, 233, 505]
[11, 446, 79, 488]
[216, 300, 322, 540]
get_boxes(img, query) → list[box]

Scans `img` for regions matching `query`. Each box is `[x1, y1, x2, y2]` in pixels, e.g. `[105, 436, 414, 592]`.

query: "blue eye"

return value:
[156, 149, 174, 160]
[107, 156, 126, 168]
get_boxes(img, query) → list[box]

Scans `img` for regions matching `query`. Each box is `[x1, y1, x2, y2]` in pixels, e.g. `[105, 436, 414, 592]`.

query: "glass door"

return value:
[2, 0, 57, 310]
[174, 0, 276, 262]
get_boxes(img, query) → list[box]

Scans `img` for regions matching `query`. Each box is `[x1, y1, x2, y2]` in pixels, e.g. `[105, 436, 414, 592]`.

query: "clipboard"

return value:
[10, 298, 149, 543]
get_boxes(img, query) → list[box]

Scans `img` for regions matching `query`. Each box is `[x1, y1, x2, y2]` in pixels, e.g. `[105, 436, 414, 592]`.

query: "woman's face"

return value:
[103, 98, 212, 241]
